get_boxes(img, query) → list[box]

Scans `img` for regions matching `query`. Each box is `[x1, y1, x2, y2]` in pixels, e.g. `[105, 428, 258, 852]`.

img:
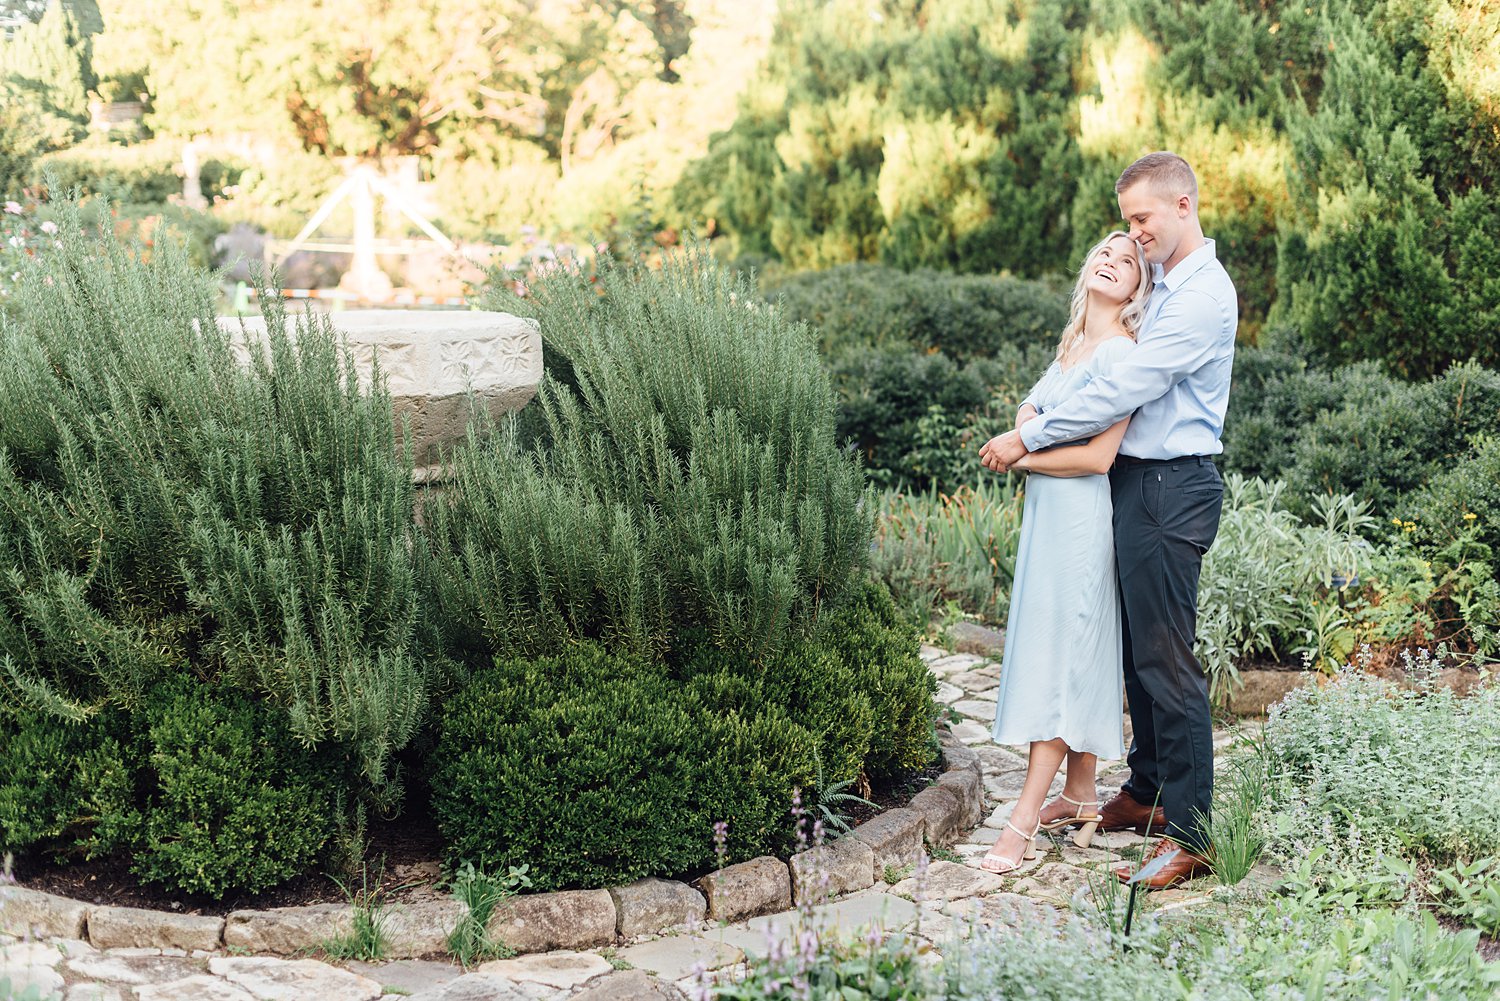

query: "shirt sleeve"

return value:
[1020, 289, 1225, 451]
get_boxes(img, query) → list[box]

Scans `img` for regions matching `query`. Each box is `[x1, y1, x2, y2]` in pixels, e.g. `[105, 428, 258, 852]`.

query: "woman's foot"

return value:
[1039, 791, 1100, 827]
[981, 809, 1040, 874]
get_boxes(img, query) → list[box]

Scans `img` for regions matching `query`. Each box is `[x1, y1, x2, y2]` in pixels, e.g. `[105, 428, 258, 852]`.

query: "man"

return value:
[978, 151, 1237, 888]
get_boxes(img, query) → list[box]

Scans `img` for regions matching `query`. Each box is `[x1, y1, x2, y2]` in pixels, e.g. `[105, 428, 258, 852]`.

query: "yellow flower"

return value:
[1463, 512, 1478, 521]
[1392, 517, 1403, 525]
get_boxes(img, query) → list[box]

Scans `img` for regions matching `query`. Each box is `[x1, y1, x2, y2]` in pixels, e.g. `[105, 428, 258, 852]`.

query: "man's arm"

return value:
[1015, 417, 1130, 477]
[1018, 289, 1226, 453]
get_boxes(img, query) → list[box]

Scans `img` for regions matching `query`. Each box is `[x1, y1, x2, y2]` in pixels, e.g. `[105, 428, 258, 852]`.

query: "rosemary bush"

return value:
[0, 199, 427, 888]
[428, 247, 872, 661]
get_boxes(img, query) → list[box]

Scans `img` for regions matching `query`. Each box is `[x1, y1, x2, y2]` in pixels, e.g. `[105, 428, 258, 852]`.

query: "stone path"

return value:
[2, 640, 1259, 1000]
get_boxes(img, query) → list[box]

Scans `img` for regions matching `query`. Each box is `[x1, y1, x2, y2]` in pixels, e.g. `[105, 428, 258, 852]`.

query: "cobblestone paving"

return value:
[2, 641, 1260, 1000]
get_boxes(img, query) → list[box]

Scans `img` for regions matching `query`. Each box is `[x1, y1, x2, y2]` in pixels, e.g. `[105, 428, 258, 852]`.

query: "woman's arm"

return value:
[1014, 416, 1130, 477]
[1014, 404, 1038, 432]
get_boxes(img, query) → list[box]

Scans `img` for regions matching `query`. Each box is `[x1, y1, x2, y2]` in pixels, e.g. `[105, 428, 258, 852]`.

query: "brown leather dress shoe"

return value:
[1113, 836, 1214, 889]
[1097, 792, 1168, 834]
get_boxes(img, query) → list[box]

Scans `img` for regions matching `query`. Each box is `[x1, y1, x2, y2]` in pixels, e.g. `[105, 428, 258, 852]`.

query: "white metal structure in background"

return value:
[268, 162, 476, 304]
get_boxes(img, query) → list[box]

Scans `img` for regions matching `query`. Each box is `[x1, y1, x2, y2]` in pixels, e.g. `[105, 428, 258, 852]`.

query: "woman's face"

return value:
[1083, 236, 1141, 307]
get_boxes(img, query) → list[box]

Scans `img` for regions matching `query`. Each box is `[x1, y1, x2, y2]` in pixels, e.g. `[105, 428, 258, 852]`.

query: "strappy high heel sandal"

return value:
[1038, 793, 1103, 849]
[981, 820, 1040, 874]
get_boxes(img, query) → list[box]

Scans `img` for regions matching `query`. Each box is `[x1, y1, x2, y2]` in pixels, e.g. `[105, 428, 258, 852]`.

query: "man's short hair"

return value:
[1116, 152, 1198, 207]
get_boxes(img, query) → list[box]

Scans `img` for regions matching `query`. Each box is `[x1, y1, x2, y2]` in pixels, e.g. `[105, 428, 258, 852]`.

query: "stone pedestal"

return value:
[217, 309, 542, 473]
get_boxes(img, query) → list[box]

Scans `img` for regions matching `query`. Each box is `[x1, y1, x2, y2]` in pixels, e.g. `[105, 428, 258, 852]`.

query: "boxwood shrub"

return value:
[429, 581, 935, 891]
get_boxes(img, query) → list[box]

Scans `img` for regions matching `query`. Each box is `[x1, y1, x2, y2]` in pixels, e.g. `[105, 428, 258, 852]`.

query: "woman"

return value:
[980, 232, 1152, 874]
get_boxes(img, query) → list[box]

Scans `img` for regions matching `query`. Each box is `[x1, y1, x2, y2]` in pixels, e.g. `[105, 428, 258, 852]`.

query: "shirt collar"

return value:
[1151, 238, 1217, 291]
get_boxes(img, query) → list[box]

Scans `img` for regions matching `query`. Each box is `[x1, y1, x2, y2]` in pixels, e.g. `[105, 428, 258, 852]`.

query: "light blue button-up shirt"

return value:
[1020, 239, 1237, 460]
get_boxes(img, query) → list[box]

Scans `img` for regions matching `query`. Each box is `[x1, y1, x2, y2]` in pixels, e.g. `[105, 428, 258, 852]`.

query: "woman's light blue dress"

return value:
[991, 336, 1134, 760]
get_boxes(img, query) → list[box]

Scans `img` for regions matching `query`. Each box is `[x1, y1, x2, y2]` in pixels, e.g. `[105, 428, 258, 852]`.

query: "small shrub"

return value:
[429, 643, 812, 892]
[126, 677, 339, 897]
[0, 707, 134, 859]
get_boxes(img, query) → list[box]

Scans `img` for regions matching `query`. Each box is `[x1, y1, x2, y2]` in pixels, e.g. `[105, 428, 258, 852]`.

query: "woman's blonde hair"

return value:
[1054, 231, 1153, 362]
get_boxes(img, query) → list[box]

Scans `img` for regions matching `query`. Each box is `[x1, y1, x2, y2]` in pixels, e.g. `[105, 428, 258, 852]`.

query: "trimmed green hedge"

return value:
[429, 582, 935, 892]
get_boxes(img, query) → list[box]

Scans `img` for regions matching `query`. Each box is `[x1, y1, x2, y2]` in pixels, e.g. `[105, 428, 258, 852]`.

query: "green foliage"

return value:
[1198, 740, 1269, 886]
[1263, 664, 1500, 885]
[322, 860, 397, 962]
[429, 583, 934, 891]
[762, 263, 1067, 366]
[126, 676, 338, 897]
[871, 481, 1026, 630]
[943, 892, 1500, 999]
[446, 861, 530, 966]
[1430, 857, 1500, 937]
[0, 197, 428, 857]
[1273, 1, 1500, 378]
[0, 706, 133, 858]
[429, 247, 871, 662]
[712, 928, 931, 1001]
[33, 140, 247, 205]
[0, 0, 92, 128]
[1223, 350, 1500, 517]
[428, 643, 812, 892]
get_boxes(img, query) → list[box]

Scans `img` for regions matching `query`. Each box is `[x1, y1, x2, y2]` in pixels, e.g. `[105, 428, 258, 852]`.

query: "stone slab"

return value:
[137, 975, 256, 1001]
[906, 784, 966, 846]
[889, 860, 1003, 902]
[951, 699, 996, 722]
[918, 645, 948, 663]
[615, 936, 742, 980]
[696, 857, 791, 924]
[608, 878, 706, 938]
[1010, 862, 1096, 907]
[717, 891, 918, 961]
[209, 956, 383, 1001]
[63, 952, 203, 986]
[789, 836, 875, 904]
[383, 899, 467, 958]
[478, 950, 613, 989]
[946, 622, 1005, 656]
[927, 654, 988, 675]
[849, 808, 925, 878]
[947, 667, 1001, 692]
[486, 889, 616, 954]
[935, 768, 985, 829]
[223, 904, 353, 955]
[405, 972, 543, 1001]
[571, 968, 685, 1001]
[933, 681, 964, 704]
[937, 741, 982, 778]
[346, 958, 463, 995]
[66, 985, 125, 1001]
[0, 887, 89, 939]
[947, 720, 991, 744]
[87, 905, 224, 952]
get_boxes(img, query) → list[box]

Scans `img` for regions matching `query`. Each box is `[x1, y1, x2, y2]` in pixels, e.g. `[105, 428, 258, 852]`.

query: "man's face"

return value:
[1117, 182, 1185, 266]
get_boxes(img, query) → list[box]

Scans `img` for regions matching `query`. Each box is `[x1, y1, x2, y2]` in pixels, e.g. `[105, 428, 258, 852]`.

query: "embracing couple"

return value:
[976, 152, 1236, 889]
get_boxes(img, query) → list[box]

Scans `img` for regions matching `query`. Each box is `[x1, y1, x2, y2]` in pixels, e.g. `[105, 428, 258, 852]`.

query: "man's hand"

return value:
[979, 428, 1029, 473]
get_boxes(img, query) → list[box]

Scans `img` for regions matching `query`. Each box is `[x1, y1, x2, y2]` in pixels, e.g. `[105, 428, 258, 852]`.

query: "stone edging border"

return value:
[1227, 665, 1485, 716]
[0, 725, 986, 960]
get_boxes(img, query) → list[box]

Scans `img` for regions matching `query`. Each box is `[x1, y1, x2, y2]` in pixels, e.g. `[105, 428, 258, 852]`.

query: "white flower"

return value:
[3, 201, 21, 214]
[39, 221, 57, 235]
[7, 236, 23, 248]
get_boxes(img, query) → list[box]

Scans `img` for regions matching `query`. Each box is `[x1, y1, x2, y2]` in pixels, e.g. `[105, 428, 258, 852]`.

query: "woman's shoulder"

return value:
[1089, 334, 1136, 372]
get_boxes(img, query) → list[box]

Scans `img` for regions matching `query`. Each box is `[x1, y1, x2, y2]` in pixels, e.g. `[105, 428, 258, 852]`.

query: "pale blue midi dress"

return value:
[990, 336, 1134, 760]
